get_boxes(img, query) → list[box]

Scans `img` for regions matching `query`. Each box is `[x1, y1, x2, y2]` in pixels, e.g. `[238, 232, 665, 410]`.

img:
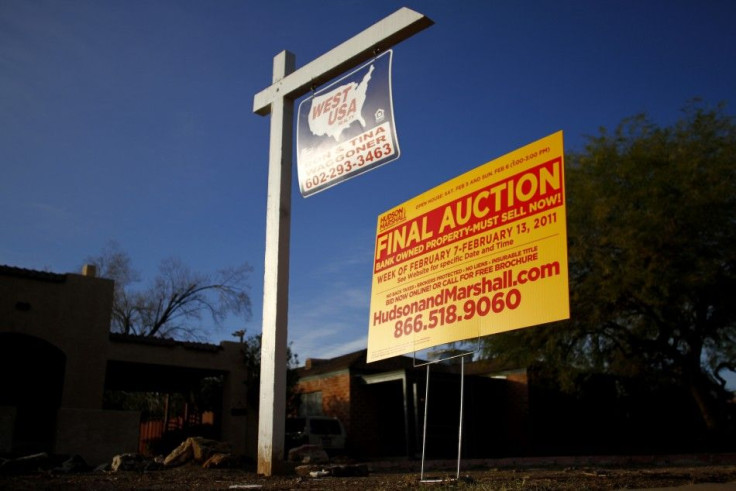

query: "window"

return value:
[299, 391, 323, 416]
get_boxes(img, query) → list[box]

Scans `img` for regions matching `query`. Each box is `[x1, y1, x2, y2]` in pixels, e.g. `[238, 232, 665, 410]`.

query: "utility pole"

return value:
[252, 7, 433, 476]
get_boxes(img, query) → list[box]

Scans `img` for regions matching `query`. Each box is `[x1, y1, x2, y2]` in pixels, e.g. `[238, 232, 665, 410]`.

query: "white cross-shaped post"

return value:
[252, 7, 432, 476]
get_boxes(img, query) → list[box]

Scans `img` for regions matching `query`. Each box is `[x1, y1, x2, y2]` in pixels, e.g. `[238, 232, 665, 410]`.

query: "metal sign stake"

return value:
[415, 341, 477, 483]
[420, 363, 430, 480]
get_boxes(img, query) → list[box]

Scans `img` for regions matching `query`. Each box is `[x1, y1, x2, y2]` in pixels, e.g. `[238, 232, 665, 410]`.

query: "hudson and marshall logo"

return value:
[379, 207, 406, 231]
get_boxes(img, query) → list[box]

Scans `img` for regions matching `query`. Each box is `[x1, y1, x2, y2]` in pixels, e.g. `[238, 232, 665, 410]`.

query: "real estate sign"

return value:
[296, 50, 400, 197]
[367, 132, 570, 362]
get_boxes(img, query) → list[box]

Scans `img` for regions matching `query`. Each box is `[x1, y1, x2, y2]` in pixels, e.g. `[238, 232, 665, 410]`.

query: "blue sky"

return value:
[2, 0, 735, 363]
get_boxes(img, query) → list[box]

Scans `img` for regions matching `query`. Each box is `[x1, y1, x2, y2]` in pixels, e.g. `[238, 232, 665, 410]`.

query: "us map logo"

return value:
[308, 64, 374, 141]
[296, 50, 400, 197]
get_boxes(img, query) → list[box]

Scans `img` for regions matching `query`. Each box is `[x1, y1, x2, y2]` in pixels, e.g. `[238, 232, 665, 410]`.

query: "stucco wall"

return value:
[0, 269, 114, 410]
[55, 408, 140, 465]
[0, 266, 255, 460]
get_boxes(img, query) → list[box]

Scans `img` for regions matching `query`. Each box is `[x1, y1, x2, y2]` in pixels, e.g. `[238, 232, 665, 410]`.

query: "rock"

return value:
[189, 437, 231, 462]
[294, 464, 317, 477]
[163, 439, 194, 467]
[295, 463, 370, 478]
[111, 453, 140, 472]
[145, 459, 163, 471]
[0, 452, 51, 474]
[163, 437, 232, 467]
[111, 453, 159, 472]
[201, 452, 237, 469]
[52, 454, 90, 474]
[287, 444, 329, 464]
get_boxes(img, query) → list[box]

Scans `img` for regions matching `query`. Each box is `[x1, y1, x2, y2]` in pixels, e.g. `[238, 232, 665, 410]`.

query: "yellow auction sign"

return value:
[367, 131, 569, 362]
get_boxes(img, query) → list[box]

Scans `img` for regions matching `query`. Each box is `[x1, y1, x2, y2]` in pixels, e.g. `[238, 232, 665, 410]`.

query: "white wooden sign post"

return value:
[252, 7, 433, 476]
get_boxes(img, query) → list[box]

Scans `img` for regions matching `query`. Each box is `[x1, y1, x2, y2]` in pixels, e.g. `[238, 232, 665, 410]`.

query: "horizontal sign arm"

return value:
[253, 7, 433, 116]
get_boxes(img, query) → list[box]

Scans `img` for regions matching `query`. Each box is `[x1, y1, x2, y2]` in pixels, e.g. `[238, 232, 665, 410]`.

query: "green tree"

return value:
[483, 102, 736, 434]
[86, 242, 252, 340]
[235, 331, 301, 414]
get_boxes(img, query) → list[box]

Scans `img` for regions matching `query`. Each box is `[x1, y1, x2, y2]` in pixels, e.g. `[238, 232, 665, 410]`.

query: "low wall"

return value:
[55, 408, 140, 466]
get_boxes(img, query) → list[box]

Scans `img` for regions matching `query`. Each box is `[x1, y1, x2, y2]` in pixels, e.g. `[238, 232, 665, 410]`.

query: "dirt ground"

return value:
[3, 455, 736, 490]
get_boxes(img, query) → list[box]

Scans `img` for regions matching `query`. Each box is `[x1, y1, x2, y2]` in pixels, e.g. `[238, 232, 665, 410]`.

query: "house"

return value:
[293, 349, 531, 458]
[0, 264, 255, 464]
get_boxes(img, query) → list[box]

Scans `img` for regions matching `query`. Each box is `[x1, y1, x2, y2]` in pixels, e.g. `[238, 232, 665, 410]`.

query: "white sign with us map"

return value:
[296, 50, 400, 197]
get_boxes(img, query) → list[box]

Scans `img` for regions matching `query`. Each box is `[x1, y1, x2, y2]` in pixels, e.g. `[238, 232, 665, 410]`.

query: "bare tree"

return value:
[86, 242, 252, 340]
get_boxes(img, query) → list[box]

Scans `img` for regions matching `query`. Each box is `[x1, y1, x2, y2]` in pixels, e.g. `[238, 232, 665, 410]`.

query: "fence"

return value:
[139, 411, 215, 455]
